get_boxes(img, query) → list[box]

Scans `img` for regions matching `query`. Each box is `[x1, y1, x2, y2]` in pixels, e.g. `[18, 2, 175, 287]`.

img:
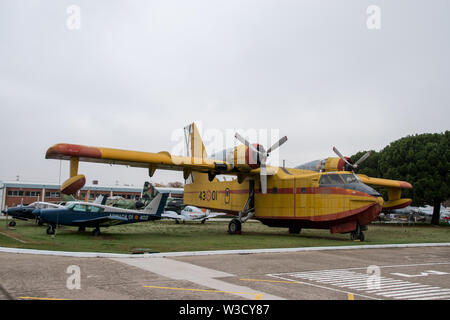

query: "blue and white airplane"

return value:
[1, 201, 65, 227]
[36, 189, 169, 236]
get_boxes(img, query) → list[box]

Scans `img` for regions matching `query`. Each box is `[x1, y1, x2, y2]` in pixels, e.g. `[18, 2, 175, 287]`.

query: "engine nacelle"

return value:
[211, 144, 263, 171]
[296, 157, 353, 172]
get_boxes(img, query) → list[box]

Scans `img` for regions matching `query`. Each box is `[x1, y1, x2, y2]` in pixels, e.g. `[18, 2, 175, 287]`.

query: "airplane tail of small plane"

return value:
[142, 186, 169, 216]
[93, 194, 108, 205]
[142, 181, 159, 201]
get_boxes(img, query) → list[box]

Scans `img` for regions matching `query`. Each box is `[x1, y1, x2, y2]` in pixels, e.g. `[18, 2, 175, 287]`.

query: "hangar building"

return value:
[0, 181, 143, 211]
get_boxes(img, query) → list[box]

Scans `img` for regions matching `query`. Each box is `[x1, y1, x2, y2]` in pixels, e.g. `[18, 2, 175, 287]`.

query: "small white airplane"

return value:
[162, 206, 226, 224]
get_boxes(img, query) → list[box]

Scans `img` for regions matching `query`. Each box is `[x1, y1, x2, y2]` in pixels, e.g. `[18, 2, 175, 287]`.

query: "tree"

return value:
[351, 150, 380, 178]
[351, 131, 449, 225]
[153, 183, 166, 187]
[378, 131, 449, 225]
[168, 181, 184, 188]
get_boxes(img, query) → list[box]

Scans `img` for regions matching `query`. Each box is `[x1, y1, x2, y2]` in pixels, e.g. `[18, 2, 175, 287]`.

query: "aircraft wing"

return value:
[72, 215, 129, 227]
[358, 174, 412, 210]
[205, 212, 227, 219]
[357, 175, 412, 189]
[162, 211, 186, 220]
[46, 143, 240, 176]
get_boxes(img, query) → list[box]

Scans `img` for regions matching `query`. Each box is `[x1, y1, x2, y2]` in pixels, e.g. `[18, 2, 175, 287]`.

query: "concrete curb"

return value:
[1, 242, 450, 258]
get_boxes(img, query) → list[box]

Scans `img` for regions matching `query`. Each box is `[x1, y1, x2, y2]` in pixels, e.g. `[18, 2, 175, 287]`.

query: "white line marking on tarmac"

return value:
[411, 294, 450, 300]
[394, 290, 450, 299]
[1, 243, 450, 258]
[267, 273, 381, 300]
[366, 284, 430, 293]
[383, 288, 446, 297]
[269, 262, 450, 300]
[111, 257, 284, 300]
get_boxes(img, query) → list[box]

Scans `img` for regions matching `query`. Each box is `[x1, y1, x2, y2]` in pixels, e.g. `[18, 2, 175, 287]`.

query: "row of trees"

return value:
[153, 181, 184, 188]
[351, 131, 449, 225]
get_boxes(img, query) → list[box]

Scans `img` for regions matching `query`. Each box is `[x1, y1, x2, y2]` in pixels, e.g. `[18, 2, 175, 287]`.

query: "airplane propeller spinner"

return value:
[235, 133, 288, 194]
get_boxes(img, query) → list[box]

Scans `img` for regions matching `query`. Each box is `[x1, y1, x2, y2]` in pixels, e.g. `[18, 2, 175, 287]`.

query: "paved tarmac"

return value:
[0, 246, 449, 300]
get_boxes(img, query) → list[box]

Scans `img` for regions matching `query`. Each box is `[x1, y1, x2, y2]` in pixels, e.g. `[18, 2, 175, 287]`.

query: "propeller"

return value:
[235, 133, 288, 194]
[332, 146, 371, 171]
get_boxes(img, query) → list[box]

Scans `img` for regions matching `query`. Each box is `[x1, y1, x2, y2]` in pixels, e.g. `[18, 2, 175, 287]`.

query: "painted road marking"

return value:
[2, 243, 450, 258]
[112, 257, 284, 300]
[412, 294, 450, 300]
[269, 262, 450, 300]
[143, 285, 263, 300]
[391, 270, 449, 278]
[17, 296, 68, 300]
[240, 278, 302, 285]
[240, 277, 380, 300]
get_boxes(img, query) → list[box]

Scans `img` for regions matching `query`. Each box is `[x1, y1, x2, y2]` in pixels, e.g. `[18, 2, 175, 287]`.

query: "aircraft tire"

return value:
[350, 232, 357, 241]
[8, 221, 16, 227]
[201, 219, 206, 224]
[228, 219, 241, 235]
[288, 225, 301, 234]
[92, 227, 100, 237]
[359, 232, 365, 242]
[78, 226, 86, 232]
[46, 225, 55, 235]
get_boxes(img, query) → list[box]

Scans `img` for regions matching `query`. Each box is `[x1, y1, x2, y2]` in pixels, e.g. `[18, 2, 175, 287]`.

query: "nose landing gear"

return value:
[228, 183, 254, 235]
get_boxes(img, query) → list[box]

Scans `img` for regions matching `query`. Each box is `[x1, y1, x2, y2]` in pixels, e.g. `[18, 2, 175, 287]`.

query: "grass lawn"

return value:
[0, 219, 449, 254]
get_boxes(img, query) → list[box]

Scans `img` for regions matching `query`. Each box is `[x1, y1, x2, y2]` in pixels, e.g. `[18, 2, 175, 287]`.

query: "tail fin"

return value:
[93, 194, 108, 205]
[142, 187, 169, 215]
[61, 194, 77, 202]
[142, 181, 158, 201]
[184, 122, 211, 184]
[184, 122, 207, 160]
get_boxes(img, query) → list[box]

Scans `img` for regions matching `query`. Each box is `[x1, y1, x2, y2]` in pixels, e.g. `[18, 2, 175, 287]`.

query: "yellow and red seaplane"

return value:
[45, 123, 412, 241]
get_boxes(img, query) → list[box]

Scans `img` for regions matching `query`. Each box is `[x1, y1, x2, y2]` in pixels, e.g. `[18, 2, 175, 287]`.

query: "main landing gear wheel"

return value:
[228, 219, 242, 235]
[46, 224, 55, 235]
[78, 226, 86, 232]
[288, 225, 301, 234]
[201, 219, 206, 224]
[350, 226, 365, 241]
[92, 227, 101, 236]
[359, 232, 365, 242]
[8, 221, 16, 227]
[350, 231, 365, 241]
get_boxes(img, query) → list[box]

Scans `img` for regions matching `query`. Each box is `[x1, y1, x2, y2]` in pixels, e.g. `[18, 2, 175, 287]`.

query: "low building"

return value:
[0, 181, 143, 211]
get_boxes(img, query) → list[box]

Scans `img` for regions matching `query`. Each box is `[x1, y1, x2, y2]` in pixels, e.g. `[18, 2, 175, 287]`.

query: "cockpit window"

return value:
[340, 173, 360, 184]
[88, 205, 101, 213]
[73, 204, 88, 212]
[319, 174, 345, 185]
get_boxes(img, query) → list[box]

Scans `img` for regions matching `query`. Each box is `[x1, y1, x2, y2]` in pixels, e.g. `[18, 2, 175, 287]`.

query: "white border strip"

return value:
[0, 243, 450, 258]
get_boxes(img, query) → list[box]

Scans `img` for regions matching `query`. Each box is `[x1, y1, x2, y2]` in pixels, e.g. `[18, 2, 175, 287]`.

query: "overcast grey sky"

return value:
[0, 0, 449, 187]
